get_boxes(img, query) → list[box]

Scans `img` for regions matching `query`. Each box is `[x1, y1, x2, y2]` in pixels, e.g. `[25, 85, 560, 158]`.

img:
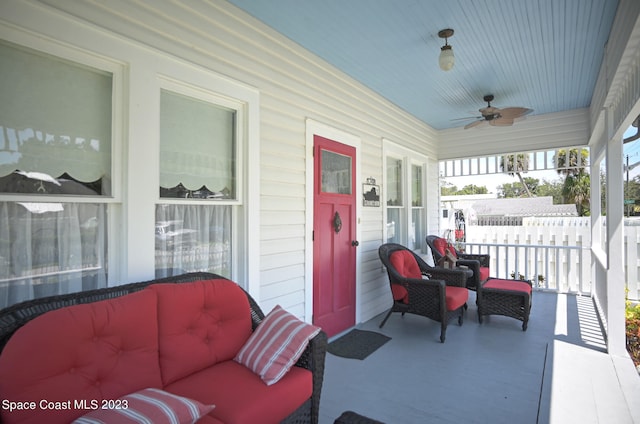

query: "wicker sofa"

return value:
[0, 272, 327, 424]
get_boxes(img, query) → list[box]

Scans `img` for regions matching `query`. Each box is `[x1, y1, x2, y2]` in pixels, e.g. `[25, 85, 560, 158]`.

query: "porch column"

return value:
[606, 115, 626, 356]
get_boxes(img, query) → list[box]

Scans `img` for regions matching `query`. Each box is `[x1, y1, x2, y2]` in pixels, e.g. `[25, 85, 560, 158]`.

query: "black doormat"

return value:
[327, 329, 391, 360]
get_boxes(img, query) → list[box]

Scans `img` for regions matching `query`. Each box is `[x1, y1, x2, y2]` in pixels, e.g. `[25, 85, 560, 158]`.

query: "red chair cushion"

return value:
[391, 285, 409, 304]
[479, 266, 490, 282]
[433, 237, 457, 259]
[445, 286, 469, 311]
[483, 279, 532, 294]
[389, 250, 422, 279]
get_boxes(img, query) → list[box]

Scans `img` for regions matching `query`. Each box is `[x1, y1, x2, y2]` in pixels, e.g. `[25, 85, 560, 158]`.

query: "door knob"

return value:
[351, 240, 359, 247]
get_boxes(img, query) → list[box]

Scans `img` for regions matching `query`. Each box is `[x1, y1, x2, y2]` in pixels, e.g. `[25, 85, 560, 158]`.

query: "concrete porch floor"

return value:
[319, 291, 640, 424]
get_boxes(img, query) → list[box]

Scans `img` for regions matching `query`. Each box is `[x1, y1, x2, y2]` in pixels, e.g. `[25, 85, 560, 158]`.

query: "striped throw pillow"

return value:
[72, 388, 214, 424]
[234, 305, 321, 386]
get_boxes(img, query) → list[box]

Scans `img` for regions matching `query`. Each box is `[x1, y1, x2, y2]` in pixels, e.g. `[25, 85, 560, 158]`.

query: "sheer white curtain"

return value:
[0, 202, 107, 308]
[155, 204, 231, 279]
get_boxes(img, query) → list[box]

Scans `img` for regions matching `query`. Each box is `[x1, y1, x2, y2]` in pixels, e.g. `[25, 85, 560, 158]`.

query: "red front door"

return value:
[313, 135, 357, 337]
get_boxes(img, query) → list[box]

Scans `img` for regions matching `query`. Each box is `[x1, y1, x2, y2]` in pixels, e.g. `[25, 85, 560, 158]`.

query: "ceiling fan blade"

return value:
[464, 119, 486, 130]
[490, 117, 514, 127]
[496, 107, 533, 119]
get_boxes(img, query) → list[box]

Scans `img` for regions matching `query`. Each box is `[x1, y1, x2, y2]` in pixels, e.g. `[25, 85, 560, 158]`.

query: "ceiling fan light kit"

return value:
[438, 28, 455, 71]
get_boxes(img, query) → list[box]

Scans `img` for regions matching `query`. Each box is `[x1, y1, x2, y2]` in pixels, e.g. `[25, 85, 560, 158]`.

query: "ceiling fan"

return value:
[462, 95, 533, 129]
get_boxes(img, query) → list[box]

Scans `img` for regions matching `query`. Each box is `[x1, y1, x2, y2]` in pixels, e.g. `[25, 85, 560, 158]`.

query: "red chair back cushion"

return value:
[433, 237, 457, 258]
[389, 250, 422, 279]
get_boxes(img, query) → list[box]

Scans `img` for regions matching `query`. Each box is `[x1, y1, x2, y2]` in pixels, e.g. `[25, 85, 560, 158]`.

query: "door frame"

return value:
[305, 119, 361, 325]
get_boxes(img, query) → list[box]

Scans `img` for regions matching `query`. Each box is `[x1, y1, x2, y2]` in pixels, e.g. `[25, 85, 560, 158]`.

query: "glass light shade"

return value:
[439, 46, 455, 71]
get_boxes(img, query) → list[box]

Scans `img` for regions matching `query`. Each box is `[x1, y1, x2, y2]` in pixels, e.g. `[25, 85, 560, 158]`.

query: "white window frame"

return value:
[0, 26, 125, 296]
[383, 139, 428, 252]
[0, 15, 260, 299]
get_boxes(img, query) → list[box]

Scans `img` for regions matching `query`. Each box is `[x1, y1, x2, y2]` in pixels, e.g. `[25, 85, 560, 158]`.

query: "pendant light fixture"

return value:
[438, 29, 455, 71]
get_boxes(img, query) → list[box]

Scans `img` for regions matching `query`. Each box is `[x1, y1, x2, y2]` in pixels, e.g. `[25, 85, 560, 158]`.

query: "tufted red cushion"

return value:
[164, 360, 312, 424]
[433, 237, 457, 259]
[445, 286, 469, 311]
[0, 290, 162, 424]
[483, 279, 532, 294]
[479, 266, 490, 282]
[389, 250, 422, 279]
[148, 279, 252, 386]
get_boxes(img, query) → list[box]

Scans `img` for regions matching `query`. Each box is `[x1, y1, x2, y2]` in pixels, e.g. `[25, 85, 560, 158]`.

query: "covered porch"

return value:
[320, 290, 640, 423]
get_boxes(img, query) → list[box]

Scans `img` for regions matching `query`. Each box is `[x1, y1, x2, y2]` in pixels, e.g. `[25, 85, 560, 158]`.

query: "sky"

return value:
[443, 125, 640, 194]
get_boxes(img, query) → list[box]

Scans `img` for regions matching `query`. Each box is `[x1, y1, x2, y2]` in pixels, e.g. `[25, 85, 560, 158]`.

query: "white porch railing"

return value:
[448, 217, 640, 301]
[461, 242, 591, 294]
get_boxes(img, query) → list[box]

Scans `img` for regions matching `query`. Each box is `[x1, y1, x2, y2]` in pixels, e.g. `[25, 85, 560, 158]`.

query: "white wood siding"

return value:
[3, 0, 439, 323]
[437, 108, 590, 160]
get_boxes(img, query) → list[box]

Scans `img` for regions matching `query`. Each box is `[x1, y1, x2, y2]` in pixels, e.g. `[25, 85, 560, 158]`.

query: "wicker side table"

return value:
[477, 278, 532, 331]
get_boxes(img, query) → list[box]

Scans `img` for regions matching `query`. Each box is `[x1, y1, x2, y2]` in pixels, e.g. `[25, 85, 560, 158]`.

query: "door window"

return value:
[321, 150, 352, 194]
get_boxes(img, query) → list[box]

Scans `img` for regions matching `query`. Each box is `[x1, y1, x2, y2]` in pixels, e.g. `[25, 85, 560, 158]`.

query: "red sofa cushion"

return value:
[483, 278, 532, 294]
[0, 290, 162, 424]
[164, 360, 312, 424]
[148, 279, 252, 386]
[445, 286, 469, 311]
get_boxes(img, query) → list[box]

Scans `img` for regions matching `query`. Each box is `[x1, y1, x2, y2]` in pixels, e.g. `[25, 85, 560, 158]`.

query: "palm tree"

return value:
[563, 173, 591, 216]
[554, 148, 590, 215]
[501, 154, 532, 197]
[555, 148, 589, 178]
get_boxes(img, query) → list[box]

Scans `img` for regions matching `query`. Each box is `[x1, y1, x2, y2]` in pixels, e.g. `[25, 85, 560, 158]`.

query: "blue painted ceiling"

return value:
[227, 0, 619, 130]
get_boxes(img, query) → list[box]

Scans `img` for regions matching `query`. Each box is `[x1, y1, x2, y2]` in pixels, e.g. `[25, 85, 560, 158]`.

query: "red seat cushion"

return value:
[445, 286, 469, 311]
[479, 266, 490, 282]
[483, 279, 532, 294]
[164, 360, 312, 424]
[433, 237, 457, 258]
[148, 279, 252, 386]
[389, 250, 422, 279]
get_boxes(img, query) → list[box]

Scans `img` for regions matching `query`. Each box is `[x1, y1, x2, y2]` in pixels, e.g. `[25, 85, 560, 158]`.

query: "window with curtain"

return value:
[384, 141, 429, 251]
[0, 40, 111, 308]
[386, 156, 405, 244]
[411, 163, 424, 251]
[156, 88, 238, 279]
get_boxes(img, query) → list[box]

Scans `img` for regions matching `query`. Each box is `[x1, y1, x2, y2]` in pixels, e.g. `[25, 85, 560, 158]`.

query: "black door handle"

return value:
[351, 240, 359, 247]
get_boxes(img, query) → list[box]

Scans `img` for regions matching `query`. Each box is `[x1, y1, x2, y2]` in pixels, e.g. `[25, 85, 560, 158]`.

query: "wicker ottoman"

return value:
[477, 278, 532, 331]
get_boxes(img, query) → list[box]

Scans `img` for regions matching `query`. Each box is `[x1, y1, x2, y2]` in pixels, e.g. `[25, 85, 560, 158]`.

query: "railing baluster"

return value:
[460, 241, 588, 294]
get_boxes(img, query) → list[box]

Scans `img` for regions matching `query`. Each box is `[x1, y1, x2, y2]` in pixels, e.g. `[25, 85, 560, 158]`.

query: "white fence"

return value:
[458, 217, 640, 301]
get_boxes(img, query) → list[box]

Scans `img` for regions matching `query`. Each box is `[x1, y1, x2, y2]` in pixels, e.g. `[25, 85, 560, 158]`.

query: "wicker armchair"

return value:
[378, 243, 469, 343]
[426, 235, 490, 290]
[0, 272, 327, 424]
